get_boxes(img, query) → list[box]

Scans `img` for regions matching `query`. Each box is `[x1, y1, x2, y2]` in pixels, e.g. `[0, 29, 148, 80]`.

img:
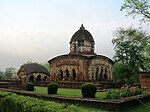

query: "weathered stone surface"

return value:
[17, 63, 49, 83]
[48, 25, 113, 83]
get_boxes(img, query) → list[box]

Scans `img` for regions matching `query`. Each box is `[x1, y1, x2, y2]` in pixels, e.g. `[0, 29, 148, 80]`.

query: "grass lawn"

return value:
[34, 87, 150, 112]
[126, 100, 150, 112]
[144, 89, 150, 93]
[34, 86, 106, 99]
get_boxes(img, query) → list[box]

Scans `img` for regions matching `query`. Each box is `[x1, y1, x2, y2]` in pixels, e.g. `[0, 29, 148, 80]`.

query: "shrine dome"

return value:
[70, 24, 95, 43]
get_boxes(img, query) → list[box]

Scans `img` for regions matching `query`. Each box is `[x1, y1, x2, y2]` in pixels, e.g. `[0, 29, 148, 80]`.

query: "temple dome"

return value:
[70, 24, 95, 43]
[69, 24, 95, 55]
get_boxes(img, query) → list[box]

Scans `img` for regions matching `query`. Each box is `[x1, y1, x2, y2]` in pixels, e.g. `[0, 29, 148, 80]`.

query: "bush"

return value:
[133, 83, 141, 88]
[106, 84, 143, 100]
[0, 91, 82, 112]
[26, 82, 34, 91]
[81, 83, 97, 98]
[0, 90, 105, 112]
[106, 90, 121, 100]
[47, 82, 58, 94]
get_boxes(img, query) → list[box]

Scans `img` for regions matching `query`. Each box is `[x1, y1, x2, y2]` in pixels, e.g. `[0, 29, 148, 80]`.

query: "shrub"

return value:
[0, 91, 104, 112]
[106, 84, 143, 100]
[132, 83, 141, 88]
[106, 90, 121, 100]
[47, 82, 58, 94]
[0, 91, 76, 112]
[81, 83, 97, 98]
[26, 82, 34, 91]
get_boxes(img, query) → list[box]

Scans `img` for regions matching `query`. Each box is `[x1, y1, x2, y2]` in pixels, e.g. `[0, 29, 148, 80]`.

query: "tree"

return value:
[112, 27, 150, 83]
[24, 60, 38, 64]
[143, 43, 150, 72]
[41, 62, 50, 72]
[4, 67, 16, 79]
[0, 71, 4, 79]
[121, 0, 150, 23]
[113, 62, 130, 83]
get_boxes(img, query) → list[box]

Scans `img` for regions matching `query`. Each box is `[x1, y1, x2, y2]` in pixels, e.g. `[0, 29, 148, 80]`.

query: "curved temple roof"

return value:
[70, 24, 95, 43]
[19, 63, 49, 76]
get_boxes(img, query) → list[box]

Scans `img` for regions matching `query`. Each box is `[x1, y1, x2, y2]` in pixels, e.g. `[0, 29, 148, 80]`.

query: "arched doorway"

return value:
[36, 75, 41, 82]
[72, 69, 76, 81]
[65, 69, 69, 81]
[43, 76, 48, 81]
[100, 68, 103, 80]
[104, 69, 108, 80]
[24, 77, 26, 82]
[59, 70, 63, 81]
[95, 67, 99, 81]
[29, 75, 34, 83]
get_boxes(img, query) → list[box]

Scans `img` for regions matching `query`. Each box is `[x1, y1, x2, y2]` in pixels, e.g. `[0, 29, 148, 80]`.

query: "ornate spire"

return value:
[80, 24, 85, 30]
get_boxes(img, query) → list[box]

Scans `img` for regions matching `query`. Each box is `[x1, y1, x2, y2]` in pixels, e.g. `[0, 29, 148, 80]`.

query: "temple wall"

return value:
[49, 57, 87, 82]
[49, 55, 113, 82]
[88, 58, 112, 81]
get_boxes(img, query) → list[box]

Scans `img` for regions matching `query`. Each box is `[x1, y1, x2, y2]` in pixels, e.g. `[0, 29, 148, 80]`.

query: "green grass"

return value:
[34, 86, 106, 99]
[34, 87, 150, 112]
[144, 89, 150, 93]
[125, 100, 150, 112]
[1, 88, 150, 112]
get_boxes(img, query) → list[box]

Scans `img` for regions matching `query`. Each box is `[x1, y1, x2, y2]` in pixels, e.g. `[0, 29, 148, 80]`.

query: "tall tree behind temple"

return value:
[112, 27, 150, 83]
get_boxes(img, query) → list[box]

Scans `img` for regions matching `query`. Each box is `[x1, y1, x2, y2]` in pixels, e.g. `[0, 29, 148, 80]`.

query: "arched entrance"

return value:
[95, 67, 99, 81]
[43, 76, 48, 81]
[100, 68, 103, 80]
[65, 69, 69, 81]
[104, 69, 108, 80]
[36, 75, 41, 82]
[24, 77, 26, 82]
[29, 75, 34, 83]
[72, 69, 76, 81]
[59, 70, 63, 81]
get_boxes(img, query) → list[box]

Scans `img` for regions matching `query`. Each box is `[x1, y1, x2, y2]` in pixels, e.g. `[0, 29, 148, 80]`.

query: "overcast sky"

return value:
[0, 0, 149, 71]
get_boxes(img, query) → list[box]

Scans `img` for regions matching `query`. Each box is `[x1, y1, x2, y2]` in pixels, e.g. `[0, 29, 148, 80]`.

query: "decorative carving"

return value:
[56, 60, 78, 67]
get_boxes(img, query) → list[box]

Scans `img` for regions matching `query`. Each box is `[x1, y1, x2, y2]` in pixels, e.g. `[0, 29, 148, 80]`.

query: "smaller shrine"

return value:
[17, 63, 49, 83]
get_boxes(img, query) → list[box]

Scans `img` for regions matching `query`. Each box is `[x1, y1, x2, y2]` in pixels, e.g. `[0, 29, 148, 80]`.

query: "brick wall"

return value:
[139, 72, 150, 89]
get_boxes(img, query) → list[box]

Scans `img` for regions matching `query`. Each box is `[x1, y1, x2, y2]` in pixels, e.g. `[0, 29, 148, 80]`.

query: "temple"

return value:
[48, 25, 113, 82]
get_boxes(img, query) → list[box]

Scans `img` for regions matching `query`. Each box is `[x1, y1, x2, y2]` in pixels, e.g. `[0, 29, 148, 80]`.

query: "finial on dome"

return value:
[80, 24, 85, 30]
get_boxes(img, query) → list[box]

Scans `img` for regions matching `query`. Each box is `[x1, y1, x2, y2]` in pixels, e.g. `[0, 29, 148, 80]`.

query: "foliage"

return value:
[112, 27, 150, 83]
[0, 67, 17, 80]
[121, 0, 150, 23]
[47, 82, 58, 94]
[132, 83, 141, 88]
[4, 72, 13, 79]
[81, 83, 97, 98]
[41, 62, 50, 72]
[126, 100, 150, 112]
[112, 62, 131, 83]
[143, 44, 150, 72]
[0, 71, 4, 79]
[4, 67, 16, 79]
[106, 84, 143, 100]
[26, 82, 35, 91]
[0, 91, 106, 112]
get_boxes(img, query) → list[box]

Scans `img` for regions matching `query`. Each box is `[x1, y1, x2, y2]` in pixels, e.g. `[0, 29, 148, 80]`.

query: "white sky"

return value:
[0, 0, 149, 71]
